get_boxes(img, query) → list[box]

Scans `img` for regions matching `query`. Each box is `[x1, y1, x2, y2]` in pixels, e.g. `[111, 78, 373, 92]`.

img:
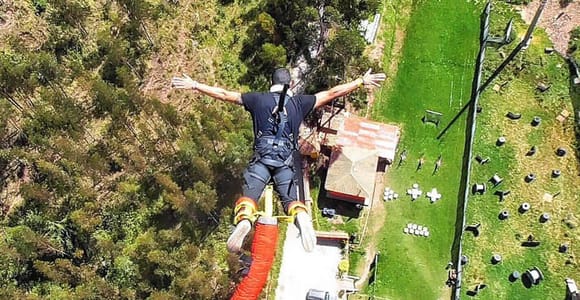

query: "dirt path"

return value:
[353, 172, 387, 289]
[386, 27, 407, 79]
[520, 0, 580, 55]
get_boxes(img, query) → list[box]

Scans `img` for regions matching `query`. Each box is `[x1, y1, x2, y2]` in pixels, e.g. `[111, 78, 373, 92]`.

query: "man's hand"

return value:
[171, 74, 198, 90]
[361, 68, 387, 87]
[314, 68, 387, 108]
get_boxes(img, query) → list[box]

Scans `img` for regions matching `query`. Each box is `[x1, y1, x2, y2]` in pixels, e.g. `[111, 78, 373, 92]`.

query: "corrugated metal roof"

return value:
[336, 116, 400, 161]
[325, 147, 377, 205]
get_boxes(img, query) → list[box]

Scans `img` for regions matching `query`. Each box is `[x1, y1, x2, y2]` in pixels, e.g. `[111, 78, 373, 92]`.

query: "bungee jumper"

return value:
[171, 68, 385, 298]
[172, 68, 385, 251]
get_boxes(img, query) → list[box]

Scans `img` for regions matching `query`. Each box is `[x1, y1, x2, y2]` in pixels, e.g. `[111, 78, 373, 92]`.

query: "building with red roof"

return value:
[317, 112, 401, 206]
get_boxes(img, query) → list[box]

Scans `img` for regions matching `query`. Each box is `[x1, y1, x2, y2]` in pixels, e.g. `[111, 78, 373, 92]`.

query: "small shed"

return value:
[325, 147, 377, 205]
[322, 115, 400, 206]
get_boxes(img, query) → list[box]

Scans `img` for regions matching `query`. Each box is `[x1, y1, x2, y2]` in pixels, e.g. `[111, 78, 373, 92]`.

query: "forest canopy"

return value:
[0, 0, 380, 298]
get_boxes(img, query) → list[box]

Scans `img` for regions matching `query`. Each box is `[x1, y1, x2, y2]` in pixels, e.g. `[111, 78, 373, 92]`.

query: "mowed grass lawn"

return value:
[370, 0, 481, 299]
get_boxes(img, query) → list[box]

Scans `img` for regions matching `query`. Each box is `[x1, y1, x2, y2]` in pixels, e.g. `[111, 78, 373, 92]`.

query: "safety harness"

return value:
[253, 84, 295, 168]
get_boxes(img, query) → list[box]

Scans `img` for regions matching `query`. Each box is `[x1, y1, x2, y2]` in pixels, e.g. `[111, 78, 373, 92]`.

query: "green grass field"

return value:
[460, 3, 580, 299]
[370, 1, 481, 299]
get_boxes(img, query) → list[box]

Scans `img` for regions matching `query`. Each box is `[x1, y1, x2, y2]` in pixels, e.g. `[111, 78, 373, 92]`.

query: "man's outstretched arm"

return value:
[314, 69, 386, 109]
[171, 74, 243, 105]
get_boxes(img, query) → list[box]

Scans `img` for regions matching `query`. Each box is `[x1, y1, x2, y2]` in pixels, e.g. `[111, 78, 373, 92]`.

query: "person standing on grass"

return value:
[171, 68, 386, 253]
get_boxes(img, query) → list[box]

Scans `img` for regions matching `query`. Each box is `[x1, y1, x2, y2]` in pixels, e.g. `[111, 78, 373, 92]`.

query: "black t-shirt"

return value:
[242, 92, 316, 143]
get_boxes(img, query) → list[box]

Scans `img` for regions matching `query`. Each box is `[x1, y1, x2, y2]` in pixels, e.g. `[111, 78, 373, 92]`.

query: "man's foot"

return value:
[295, 211, 316, 252]
[227, 219, 251, 253]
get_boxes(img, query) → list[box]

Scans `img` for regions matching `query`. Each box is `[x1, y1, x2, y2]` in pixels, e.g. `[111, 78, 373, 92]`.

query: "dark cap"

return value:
[272, 68, 291, 85]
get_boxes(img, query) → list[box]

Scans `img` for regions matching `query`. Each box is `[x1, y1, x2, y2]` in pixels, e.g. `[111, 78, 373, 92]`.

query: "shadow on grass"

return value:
[465, 283, 487, 297]
[466, 290, 477, 297]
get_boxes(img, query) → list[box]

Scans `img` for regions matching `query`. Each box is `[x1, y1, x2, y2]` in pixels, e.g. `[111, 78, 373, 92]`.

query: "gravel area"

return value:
[275, 224, 342, 300]
[520, 0, 580, 55]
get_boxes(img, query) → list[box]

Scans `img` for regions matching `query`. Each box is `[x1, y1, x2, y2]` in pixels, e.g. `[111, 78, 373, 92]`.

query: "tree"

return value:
[256, 12, 277, 41]
[308, 28, 367, 93]
[97, 35, 136, 86]
[0, 225, 41, 285]
[0, 51, 35, 113]
[47, 0, 91, 35]
[0, 0, 391, 297]
[323, 29, 366, 72]
[42, 25, 84, 60]
[30, 52, 61, 88]
[258, 43, 287, 71]
[264, 0, 318, 62]
[0, 101, 18, 147]
[115, 0, 157, 47]
[330, 0, 381, 26]
[24, 89, 86, 145]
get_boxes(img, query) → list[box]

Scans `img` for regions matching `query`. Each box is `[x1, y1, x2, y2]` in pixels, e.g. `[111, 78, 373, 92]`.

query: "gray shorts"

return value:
[242, 160, 297, 213]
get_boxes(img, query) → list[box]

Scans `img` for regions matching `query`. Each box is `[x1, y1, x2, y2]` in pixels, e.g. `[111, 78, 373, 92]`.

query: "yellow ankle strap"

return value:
[287, 201, 308, 217]
[234, 197, 258, 225]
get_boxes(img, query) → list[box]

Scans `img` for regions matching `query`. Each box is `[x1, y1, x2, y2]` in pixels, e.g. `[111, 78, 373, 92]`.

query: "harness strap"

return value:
[259, 156, 293, 168]
[272, 84, 290, 148]
[258, 136, 293, 148]
[253, 147, 294, 168]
